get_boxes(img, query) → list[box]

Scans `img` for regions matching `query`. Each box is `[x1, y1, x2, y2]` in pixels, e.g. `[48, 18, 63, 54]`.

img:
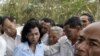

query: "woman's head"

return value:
[21, 18, 41, 45]
[48, 26, 63, 45]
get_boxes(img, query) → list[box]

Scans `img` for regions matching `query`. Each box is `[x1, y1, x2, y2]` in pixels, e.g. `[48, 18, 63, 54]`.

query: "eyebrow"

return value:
[77, 35, 85, 40]
[89, 38, 100, 44]
[79, 35, 84, 39]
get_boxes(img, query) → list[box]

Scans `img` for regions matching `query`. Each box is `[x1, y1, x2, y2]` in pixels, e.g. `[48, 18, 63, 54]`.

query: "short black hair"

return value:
[81, 13, 94, 23]
[42, 17, 55, 26]
[64, 16, 82, 28]
[2, 16, 15, 26]
[21, 18, 42, 43]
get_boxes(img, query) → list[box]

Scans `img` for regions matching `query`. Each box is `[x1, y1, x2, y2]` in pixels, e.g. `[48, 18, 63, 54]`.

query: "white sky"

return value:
[0, 0, 7, 4]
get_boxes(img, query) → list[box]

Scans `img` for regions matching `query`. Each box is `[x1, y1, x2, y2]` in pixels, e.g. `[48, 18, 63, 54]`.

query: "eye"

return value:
[82, 20, 87, 23]
[89, 42, 97, 46]
[27, 33, 33, 37]
[35, 33, 38, 35]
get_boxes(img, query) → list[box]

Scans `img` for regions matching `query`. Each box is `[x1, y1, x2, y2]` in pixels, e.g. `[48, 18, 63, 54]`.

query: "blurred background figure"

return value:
[80, 13, 95, 28]
[64, 16, 82, 45]
[1, 16, 21, 56]
[40, 17, 55, 45]
[58, 16, 82, 56]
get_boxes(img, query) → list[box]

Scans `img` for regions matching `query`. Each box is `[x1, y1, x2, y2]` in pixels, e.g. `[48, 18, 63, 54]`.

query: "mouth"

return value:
[75, 53, 81, 56]
[75, 50, 82, 56]
[32, 39, 36, 42]
[75, 51, 87, 56]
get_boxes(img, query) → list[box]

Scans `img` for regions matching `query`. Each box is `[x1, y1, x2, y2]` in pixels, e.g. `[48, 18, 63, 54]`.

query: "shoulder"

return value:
[37, 43, 44, 49]
[0, 36, 5, 41]
[58, 35, 68, 43]
[0, 36, 6, 44]
[0, 34, 6, 39]
[13, 43, 27, 56]
[0, 37, 6, 48]
[15, 42, 27, 50]
[14, 42, 28, 55]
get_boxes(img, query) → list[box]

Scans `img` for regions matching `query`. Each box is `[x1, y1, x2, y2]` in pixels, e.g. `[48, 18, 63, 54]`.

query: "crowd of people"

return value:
[0, 13, 100, 56]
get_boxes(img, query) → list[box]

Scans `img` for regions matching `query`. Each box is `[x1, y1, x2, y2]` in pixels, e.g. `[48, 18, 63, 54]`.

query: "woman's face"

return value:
[48, 31, 59, 45]
[27, 27, 40, 45]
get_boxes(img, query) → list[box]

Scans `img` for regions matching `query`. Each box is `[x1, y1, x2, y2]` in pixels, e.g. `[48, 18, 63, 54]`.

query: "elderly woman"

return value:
[13, 19, 44, 56]
[46, 26, 63, 56]
[48, 26, 63, 45]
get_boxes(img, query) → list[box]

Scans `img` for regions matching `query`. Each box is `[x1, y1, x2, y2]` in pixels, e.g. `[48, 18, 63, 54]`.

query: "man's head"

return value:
[75, 22, 100, 56]
[40, 18, 55, 34]
[64, 16, 82, 44]
[2, 16, 16, 38]
[80, 13, 94, 28]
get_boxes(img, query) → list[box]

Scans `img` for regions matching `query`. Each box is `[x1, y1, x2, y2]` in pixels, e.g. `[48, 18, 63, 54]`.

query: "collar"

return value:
[3, 31, 20, 40]
[22, 42, 43, 51]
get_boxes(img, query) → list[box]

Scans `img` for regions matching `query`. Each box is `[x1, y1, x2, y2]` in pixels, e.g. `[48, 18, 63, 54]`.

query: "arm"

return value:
[44, 42, 60, 56]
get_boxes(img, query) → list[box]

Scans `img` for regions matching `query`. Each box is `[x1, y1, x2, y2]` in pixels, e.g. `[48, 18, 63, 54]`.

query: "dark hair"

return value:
[81, 13, 95, 23]
[2, 16, 15, 26]
[0, 16, 3, 25]
[21, 18, 42, 43]
[55, 23, 63, 28]
[0, 16, 4, 34]
[42, 17, 55, 26]
[64, 16, 82, 28]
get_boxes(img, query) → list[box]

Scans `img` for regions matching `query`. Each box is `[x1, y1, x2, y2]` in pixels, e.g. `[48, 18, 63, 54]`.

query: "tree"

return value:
[0, 0, 99, 24]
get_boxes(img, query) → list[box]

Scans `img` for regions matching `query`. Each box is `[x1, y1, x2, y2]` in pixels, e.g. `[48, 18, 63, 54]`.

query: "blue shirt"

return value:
[13, 42, 44, 56]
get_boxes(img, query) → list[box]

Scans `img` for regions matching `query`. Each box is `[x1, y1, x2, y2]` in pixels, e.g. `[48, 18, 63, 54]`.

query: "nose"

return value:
[7, 28, 12, 32]
[33, 35, 37, 39]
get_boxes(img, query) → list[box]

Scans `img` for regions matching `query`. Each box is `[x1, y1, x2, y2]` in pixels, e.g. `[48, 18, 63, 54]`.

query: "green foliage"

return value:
[0, 0, 99, 24]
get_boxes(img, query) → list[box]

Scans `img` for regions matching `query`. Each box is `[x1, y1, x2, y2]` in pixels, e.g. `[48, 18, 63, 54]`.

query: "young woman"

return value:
[13, 19, 44, 56]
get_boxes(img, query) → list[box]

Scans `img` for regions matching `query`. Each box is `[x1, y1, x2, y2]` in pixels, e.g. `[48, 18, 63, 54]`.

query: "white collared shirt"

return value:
[0, 37, 7, 56]
[58, 35, 74, 56]
[44, 35, 74, 56]
[1, 31, 21, 56]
